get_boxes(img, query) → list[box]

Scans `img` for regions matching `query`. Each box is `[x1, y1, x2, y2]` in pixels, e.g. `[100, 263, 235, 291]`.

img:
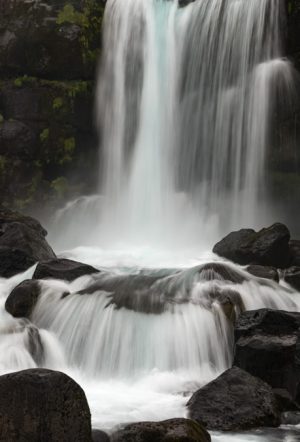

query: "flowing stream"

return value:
[1, 0, 300, 440]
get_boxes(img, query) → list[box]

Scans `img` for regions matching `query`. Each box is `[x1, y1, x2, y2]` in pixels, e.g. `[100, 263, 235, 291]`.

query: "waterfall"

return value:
[91, 0, 294, 250]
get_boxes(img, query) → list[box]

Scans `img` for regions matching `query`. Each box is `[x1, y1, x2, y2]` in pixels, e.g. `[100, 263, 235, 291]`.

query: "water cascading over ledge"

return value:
[88, 0, 296, 252]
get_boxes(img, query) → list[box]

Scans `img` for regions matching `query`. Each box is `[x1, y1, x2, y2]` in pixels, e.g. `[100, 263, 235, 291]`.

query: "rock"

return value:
[206, 287, 245, 321]
[281, 411, 300, 426]
[0, 246, 36, 278]
[111, 418, 211, 442]
[246, 265, 279, 282]
[0, 368, 91, 441]
[0, 119, 36, 157]
[5, 279, 40, 318]
[234, 309, 300, 405]
[33, 258, 99, 282]
[0, 209, 55, 277]
[273, 389, 299, 412]
[290, 240, 300, 266]
[213, 223, 291, 268]
[92, 429, 110, 442]
[187, 366, 280, 431]
[283, 266, 300, 291]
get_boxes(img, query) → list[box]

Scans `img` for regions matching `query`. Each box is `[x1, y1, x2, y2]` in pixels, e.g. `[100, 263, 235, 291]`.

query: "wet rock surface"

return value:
[33, 258, 99, 281]
[246, 265, 279, 282]
[5, 279, 41, 318]
[283, 266, 300, 291]
[213, 223, 291, 268]
[187, 366, 280, 431]
[0, 368, 92, 442]
[110, 418, 211, 442]
[0, 209, 55, 277]
[234, 309, 300, 405]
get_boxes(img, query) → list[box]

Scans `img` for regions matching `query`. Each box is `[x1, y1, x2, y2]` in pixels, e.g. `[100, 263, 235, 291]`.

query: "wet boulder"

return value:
[0, 369, 91, 442]
[213, 223, 291, 268]
[111, 418, 210, 442]
[187, 366, 280, 431]
[283, 266, 300, 291]
[197, 262, 245, 284]
[234, 309, 300, 405]
[0, 209, 56, 277]
[5, 279, 40, 318]
[246, 265, 279, 282]
[0, 246, 36, 278]
[33, 258, 99, 282]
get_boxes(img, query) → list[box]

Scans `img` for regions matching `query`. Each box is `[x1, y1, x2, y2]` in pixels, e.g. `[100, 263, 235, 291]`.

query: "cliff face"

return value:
[0, 0, 299, 213]
[0, 0, 105, 210]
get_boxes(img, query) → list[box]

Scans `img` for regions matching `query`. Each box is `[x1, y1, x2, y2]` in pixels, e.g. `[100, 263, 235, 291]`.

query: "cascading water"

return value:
[52, 0, 295, 251]
[1, 1, 300, 441]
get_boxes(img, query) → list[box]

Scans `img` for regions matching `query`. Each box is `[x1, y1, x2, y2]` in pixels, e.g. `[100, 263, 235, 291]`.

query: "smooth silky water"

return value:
[1, 0, 300, 440]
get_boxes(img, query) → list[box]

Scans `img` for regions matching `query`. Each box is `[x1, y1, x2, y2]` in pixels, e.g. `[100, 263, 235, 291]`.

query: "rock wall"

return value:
[0, 0, 105, 210]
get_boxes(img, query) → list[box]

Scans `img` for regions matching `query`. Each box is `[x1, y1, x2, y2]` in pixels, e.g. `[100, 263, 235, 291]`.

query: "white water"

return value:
[1, 256, 300, 441]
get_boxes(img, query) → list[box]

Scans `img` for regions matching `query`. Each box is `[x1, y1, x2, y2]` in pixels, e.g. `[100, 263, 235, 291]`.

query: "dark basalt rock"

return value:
[187, 366, 280, 431]
[0, 209, 55, 277]
[0, 368, 91, 442]
[234, 309, 300, 405]
[33, 258, 99, 282]
[246, 265, 279, 282]
[290, 240, 300, 266]
[92, 429, 110, 442]
[198, 262, 245, 284]
[0, 246, 36, 278]
[110, 418, 211, 442]
[5, 279, 40, 318]
[213, 223, 291, 268]
[283, 266, 300, 291]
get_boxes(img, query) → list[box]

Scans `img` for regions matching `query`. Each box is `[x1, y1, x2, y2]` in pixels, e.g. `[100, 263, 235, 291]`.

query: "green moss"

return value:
[56, 4, 88, 27]
[51, 176, 69, 198]
[0, 114, 4, 124]
[40, 128, 50, 143]
[53, 97, 64, 110]
[14, 78, 23, 87]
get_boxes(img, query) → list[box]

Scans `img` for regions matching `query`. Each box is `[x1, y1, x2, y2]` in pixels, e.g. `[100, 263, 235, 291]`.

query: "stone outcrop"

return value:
[0, 368, 92, 441]
[110, 418, 211, 442]
[0, 0, 104, 210]
[213, 223, 291, 268]
[0, 208, 55, 277]
[234, 309, 300, 406]
[187, 366, 280, 431]
[5, 279, 41, 318]
[33, 258, 99, 281]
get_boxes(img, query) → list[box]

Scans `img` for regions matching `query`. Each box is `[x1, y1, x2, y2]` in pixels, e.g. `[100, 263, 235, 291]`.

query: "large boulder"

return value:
[213, 223, 291, 268]
[187, 366, 280, 431]
[5, 279, 41, 318]
[290, 240, 300, 266]
[33, 258, 99, 282]
[110, 418, 211, 442]
[234, 309, 300, 405]
[283, 266, 300, 291]
[0, 368, 91, 441]
[0, 209, 55, 277]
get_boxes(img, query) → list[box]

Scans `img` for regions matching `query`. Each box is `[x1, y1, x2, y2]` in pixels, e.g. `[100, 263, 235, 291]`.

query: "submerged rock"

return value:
[197, 262, 245, 284]
[187, 366, 280, 431]
[33, 258, 99, 282]
[0, 368, 91, 441]
[0, 209, 55, 277]
[213, 223, 291, 268]
[234, 309, 300, 406]
[282, 266, 300, 291]
[110, 418, 210, 442]
[5, 279, 40, 318]
[246, 265, 279, 282]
